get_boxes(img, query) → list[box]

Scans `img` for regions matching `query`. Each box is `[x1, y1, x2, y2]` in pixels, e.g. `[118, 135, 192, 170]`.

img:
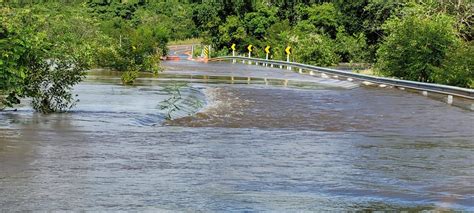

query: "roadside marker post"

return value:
[203, 45, 210, 59]
[285, 46, 292, 70]
[265, 46, 270, 66]
[231, 43, 236, 63]
[247, 45, 253, 65]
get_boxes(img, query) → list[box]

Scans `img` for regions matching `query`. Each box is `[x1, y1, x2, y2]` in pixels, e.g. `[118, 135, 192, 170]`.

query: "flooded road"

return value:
[1, 59, 473, 211]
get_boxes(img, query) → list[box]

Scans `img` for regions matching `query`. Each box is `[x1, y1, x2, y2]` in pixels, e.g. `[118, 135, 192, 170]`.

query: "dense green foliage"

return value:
[433, 41, 474, 88]
[193, 0, 472, 88]
[1, 1, 171, 111]
[375, 3, 472, 87]
[376, 6, 458, 82]
[1, 0, 473, 113]
[0, 5, 97, 112]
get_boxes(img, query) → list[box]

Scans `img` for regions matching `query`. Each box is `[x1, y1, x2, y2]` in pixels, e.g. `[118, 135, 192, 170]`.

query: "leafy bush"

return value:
[27, 60, 86, 113]
[376, 6, 458, 82]
[335, 26, 368, 63]
[121, 70, 139, 85]
[295, 34, 340, 66]
[433, 42, 474, 88]
[95, 23, 167, 75]
[213, 47, 230, 58]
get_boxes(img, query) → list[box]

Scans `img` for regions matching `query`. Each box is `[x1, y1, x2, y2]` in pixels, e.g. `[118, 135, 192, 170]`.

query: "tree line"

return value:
[1, 0, 473, 112]
[197, 0, 472, 88]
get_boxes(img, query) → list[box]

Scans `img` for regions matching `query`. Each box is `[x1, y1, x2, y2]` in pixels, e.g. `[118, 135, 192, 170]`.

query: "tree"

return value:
[301, 2, 339, 37]
[243, 3, 278, 39]
[218, 16, 247, 50]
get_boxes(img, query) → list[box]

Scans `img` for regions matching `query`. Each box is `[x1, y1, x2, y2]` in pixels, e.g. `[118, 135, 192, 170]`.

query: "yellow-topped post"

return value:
[265, 46, 271, 66]
[247, 45, 253, 58]
[247, 44, 253, 64]
[231, 43, 236, 63]
[285, 46, 292, 70]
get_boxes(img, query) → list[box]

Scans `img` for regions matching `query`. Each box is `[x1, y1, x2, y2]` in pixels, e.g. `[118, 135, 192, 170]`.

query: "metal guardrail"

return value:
[218, 56, 474, 100]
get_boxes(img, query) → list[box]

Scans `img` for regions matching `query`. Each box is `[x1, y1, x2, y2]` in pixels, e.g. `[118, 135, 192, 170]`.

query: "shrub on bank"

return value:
[375, 5, 458, 83]
[432, 42, 474, 88]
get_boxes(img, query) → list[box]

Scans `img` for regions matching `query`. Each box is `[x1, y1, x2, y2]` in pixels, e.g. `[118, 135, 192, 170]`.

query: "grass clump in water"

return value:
[159, 83, 187, 120]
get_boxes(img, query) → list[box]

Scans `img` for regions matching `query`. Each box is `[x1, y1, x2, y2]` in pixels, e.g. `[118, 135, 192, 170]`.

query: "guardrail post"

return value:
[248, 52, 252, 65]
[232, 50, 236, 63]
[447, 95, 453, 104]
[287, 54, 291, 70]
[265, 53, 269, 67]
[299, 68, 303, 74]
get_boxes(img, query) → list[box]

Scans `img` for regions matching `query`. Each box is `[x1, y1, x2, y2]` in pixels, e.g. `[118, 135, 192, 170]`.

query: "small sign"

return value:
[285, 46, 291, 55]
[231, 43, 236, 51]
[265, 46, 271, 54]
[248, 45, 253, 52]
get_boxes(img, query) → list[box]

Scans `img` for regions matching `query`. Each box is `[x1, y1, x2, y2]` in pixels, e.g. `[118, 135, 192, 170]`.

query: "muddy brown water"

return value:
[0, 60, 473, 211]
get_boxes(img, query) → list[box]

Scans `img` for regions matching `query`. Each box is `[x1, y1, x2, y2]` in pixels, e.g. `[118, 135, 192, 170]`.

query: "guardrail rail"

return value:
[218, 56, 474, 102]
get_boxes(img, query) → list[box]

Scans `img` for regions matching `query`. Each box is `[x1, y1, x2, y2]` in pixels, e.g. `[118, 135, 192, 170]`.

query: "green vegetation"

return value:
[1, 1, 173, 111]
[194, 0, 472, 88]
[376, 5, 458, 82]
[159, 83, 187, 120]
[0, 5, 95, 112]
[1, 0, 473, 113]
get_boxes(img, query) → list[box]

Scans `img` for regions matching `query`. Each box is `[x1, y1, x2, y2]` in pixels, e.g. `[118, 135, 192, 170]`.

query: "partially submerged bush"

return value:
[121, 70, 139, 85]
[28, 60, 85, 113]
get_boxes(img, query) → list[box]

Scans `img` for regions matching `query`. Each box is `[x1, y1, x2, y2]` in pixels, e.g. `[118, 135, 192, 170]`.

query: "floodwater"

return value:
[0, 59, 473, 211]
